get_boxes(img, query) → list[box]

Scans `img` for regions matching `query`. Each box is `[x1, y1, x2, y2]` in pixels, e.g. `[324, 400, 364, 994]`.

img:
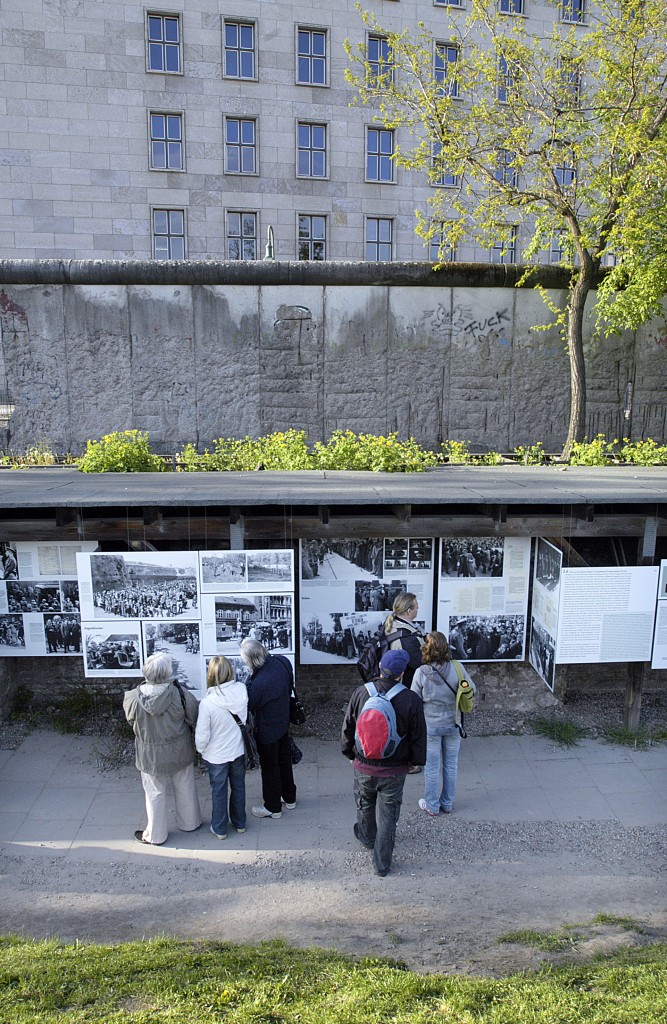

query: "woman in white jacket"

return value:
[195, 656, 248, 839]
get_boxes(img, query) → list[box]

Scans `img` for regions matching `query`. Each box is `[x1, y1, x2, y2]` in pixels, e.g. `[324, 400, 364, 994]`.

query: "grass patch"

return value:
[532, 716, 588, 747]
[497, 928, 581, 952]
[591, 913, 646, 933]
[602, 726, 654, 750]
[2, 935, 667, 1023]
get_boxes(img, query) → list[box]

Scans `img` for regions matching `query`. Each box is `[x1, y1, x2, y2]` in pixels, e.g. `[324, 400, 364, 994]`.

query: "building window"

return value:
[297, 28, 327, 85]
[297, 123, 327, 178]
[499, 0, 524, 13]
[494, 149, 518, 187]
[153, 209, 185, 260]
[227, 211, 258, 260]
[147, 13, 181, 74]
[298, 215, 326, 260]
[560, 59, 581, 107]
[366, 128, 395, 182]
[497, 55, 514, 104]
[549, 236, 564, 264]
[430, 224, 457, 262]
[149, 113, 183, 171]
[225, 118, 257, 174]
[561, 0, 586, 22]
[434, 0, 464, 7]
[367, 35, 393, 87]
[432, 142, 459, 187]
[435, 43, 459, 98]
[554, 156, 576, 191]
[224, 20, 256, 79]
[491, 227, 517, 264]
[365, 217, 393, 261]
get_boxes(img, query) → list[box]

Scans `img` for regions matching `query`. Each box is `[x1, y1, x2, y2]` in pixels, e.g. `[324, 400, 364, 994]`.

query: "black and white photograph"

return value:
[440, 538, 505, 578]
[204, 592, 293, 654]
[301, 539, 383, 582]
[15, 540, 98, 580]
[226, 655, 252, 688]
[354, 578, 407, 612]
[383, 539, 408, 571]
[529, 618, 556, 691]
[0, 614, 25, 651]
[301, 610, 384, 664]
[448, 614, 525, 661]
[200, 552, 246, 590]
[409, 539, 433, 570]
[78, 551, 200, 620]
[660, 562, 667, 599]
[82, 621, 143, 677]
[44, 613, 82, 654]
[59, 581, 80, 613]
[143, 621, 203, 694]
[7, 581, 61, 613]
[536, 539, 562, 591]
[0, 543, 18, 580]
[247, 549, 293, 585]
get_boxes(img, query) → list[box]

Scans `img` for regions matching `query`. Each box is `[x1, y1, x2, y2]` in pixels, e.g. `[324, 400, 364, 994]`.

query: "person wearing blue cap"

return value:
[341, 647, 426, 877]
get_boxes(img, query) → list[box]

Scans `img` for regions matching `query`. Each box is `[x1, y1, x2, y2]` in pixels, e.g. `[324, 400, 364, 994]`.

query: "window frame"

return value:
[222, 18, 257, 81]
[296, 26, 328, 87]
[152, 207, 186, 260]
[497, 54, 514, 104]
[146, 11, 182, 75]
[366, 33, 394, 88]
[494, 149, 518, 188]
[226, 210, 259, 261]
[429, 222, 458, 262]
[490, 226, 518, 264]
[434, 0, 465, 8]
[148, 110, 185, 172]
[498, 0, 525, 15]
[365, 216, 393, 261]
[296, 121, 328, 179]
[431, 141, 460, 188]
[561, 0, 587, 24]
[365, 126, 396, 183]
[223, 115, 258, 176]
[297, 213, 327, 261]
[434, 41, 460, 99]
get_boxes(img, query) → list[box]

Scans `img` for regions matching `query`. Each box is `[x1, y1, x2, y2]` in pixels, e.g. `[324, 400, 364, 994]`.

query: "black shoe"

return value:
[374, 867, 389, 877]
[134, 830, 165, 846]
[353, 823, 374, 850]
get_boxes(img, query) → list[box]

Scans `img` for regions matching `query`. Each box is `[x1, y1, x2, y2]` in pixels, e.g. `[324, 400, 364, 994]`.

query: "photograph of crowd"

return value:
[409, 539, 433, 570]
[86, 553, 199, 620]
[383, 540, 407, 570]
[441, 538, 505, 578]
[0, 544, 18, 580]
[44, 613, 81, 653]
[529, 618, 556, 690]
[212, 593, 293, 653]
[6, 581, 61, 613]
[247, 550, 293, 584]
[201, 552, 246, 589]
[60, 581, 80, 613]
[83, 629, 142, 674]
[448, 614, 525, 660]
[355, 578, 407, 612]
[536, 539, 562, 592]
[301, 539, 383, 581]
[301, 612, 378, 663]
[144, 621, 203, 693]
[0, 614, 25, 650]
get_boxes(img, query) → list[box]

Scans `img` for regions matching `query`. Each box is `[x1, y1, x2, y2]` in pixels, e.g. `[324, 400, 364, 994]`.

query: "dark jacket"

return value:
[340, 677, 427, 771]
[384, 615, 423, 687]
[247, 654, 292, 744]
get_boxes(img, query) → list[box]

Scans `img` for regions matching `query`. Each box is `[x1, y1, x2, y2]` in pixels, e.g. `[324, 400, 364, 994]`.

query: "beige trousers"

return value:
[139, 764, 202, 844]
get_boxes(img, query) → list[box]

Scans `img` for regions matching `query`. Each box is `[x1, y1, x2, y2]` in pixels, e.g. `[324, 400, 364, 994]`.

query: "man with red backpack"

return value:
[341, 649, 426, 877]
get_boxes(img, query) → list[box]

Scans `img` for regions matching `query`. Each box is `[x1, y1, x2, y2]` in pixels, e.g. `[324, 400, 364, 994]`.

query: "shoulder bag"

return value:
[229, 711, 259, 771]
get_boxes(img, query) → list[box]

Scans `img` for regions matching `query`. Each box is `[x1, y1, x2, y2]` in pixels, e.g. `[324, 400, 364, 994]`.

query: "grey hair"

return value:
[141, 651, 175, 685]
[239, 637, 268, 671]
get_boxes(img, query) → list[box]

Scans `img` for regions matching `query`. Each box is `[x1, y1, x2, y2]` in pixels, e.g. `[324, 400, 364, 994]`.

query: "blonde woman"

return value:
[411, 631, 476, 815]
[195, 656, 248, 839]
[384, 591, 424, 772]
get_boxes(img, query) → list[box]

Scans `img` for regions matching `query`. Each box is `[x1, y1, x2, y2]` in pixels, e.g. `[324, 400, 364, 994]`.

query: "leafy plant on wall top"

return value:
[345, 0, 667, 459]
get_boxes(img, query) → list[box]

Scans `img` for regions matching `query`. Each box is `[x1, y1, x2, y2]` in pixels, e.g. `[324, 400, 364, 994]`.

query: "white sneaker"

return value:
[251, 805, 282, 818]
[418, 798, 439, 817]
[210, 825, 227, 839]
[282, 800, 297, 809]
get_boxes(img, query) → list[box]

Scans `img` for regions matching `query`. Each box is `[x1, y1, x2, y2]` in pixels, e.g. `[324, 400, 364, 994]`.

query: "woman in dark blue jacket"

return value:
[240, 638, 297, 818]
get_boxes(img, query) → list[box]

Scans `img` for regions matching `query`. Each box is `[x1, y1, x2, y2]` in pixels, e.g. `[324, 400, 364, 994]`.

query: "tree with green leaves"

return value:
[346, 0, 667, 458]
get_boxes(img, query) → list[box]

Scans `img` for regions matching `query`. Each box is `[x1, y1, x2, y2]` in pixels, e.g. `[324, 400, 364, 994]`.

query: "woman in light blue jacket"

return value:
[411, 631, 475, 815]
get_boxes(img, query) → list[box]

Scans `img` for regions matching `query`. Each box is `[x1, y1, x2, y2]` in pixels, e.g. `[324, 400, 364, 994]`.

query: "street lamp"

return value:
[263, 224, 275, 261]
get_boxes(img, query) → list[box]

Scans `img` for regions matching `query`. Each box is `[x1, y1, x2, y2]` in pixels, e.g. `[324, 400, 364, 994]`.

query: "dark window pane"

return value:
[165, 45, 179, 72]
[228, 238, 241, 259]
[166, 116, 180, 139]
[228, 213, 240, 235]
[164, 18, 179, 42]
[242, 214, 255, 235]
[153, 210, 168, 233]
[151, 114, 165, 138]
[171, 237, 185, 260]
[167, 142, 181, 168]
[240, 51, 254, 77]
[240, 25, 254, 48]
[225, 24, 238, 46]
[169, 210, 183, 233]
[312, 152, 325, 176]
[242, 239, 256, 259]
[226, 121, 239, 143]
[149, 43, 163, 70]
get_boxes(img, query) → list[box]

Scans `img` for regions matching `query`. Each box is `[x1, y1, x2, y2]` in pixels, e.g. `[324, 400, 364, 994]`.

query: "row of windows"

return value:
[146, 3, 589, 77]
[151, 208, 530, 264]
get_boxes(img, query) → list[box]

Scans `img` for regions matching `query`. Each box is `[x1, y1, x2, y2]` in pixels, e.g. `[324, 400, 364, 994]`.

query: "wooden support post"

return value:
[624, 517, 658, 731]
[229, 507, 245, 550]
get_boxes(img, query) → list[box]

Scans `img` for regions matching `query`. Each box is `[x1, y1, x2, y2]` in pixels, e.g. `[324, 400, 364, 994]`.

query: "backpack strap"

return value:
[382, 682, 405, 702]
[432, 662, 467, 739]
[364, 682, 378, 698]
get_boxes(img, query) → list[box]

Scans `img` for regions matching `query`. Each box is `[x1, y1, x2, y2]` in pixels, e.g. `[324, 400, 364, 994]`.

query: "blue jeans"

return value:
[423, 729, 461, 813]
[204, 754, 246, 836]
[353, 770, 406, 875]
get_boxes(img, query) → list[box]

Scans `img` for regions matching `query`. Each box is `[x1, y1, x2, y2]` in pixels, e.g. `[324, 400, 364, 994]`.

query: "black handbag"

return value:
[289, 690, 307, 726]
[230, 712, 259, 770]
[289, 735, 303, 765]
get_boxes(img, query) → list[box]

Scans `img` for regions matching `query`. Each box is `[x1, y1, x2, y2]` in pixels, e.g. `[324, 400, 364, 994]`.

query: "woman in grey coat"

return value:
[123, 651, 202, 845]
[411, 631, 475, 816]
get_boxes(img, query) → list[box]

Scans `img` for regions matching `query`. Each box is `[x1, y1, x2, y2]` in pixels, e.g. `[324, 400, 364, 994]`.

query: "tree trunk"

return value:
[559, 268, 591, 461]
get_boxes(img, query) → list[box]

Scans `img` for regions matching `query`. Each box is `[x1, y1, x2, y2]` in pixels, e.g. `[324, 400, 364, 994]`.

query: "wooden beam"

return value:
[392, 504, 411, 524]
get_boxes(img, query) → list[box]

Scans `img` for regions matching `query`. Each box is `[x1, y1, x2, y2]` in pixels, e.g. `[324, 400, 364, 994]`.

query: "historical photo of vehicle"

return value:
[82, 621, 142, 677]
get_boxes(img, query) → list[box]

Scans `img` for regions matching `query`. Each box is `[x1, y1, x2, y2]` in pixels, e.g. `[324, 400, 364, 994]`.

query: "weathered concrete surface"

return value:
[0, 262, 664, 453]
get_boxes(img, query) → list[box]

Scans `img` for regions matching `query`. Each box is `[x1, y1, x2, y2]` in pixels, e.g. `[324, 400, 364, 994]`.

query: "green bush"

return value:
[441, 439, 472, 463]
[514, 442, 547, 465]
[569, 434, 612, 466]
[616, 437, 667, 465]
[312, 430, 438, 472]
[77, 430, 165, 473]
